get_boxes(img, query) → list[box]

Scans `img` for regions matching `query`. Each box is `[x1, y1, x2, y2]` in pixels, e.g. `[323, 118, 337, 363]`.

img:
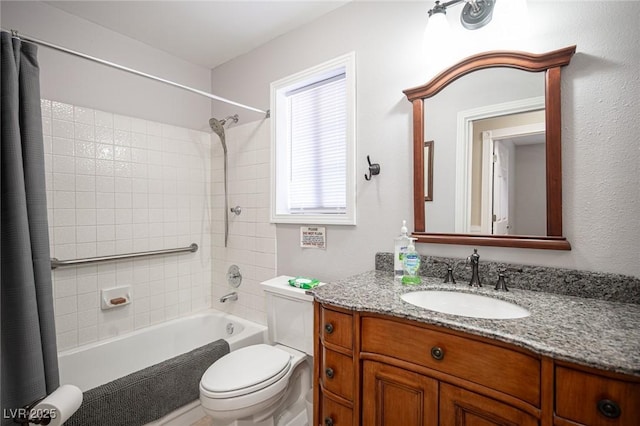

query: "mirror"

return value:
[404, 46, 576, 250]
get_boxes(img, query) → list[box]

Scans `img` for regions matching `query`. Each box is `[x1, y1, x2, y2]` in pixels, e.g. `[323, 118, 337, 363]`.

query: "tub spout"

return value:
[219, 292, 238, 303]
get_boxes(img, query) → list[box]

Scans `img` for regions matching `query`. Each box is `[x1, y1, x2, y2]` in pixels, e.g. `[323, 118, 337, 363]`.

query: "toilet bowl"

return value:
[199, 276, 316, 426]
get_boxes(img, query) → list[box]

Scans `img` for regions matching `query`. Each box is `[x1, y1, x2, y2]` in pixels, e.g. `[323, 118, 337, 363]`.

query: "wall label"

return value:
[300, 226, 326, 249]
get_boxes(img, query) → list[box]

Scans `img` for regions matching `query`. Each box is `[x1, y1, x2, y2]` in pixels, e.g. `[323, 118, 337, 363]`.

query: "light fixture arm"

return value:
[428, 0, 465, 17]
[427, 0, 496, 30]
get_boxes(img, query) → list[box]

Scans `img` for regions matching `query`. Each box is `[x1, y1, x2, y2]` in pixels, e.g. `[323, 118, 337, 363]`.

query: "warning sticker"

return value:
[300, 226, 326, 249]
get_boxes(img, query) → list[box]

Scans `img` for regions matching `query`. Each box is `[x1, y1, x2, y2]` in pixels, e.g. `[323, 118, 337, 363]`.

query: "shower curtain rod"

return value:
[3, 29, 269, 116]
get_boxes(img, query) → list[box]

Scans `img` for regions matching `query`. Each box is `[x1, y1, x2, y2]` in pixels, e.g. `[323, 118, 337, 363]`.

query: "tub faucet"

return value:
[468, 249, 482, 287]
[219, 292, 238, 303]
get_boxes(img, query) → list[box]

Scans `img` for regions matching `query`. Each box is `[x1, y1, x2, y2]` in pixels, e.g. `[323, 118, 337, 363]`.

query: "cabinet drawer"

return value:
[321, 393, 353, 426]
[321, 307, 353, 350]
[360, 316, 540, 406]
[322, 347, 353, 400]
[555, 366, 640, 426]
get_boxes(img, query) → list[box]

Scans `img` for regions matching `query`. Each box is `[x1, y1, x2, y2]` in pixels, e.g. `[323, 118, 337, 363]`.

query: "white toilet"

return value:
[200, 276, 315, 426]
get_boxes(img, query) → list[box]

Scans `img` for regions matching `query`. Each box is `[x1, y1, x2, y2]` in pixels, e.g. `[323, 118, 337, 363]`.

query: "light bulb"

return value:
[425, 12, 450, 42]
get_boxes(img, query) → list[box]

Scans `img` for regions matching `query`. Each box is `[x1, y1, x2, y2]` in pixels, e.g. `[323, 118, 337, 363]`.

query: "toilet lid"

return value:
[201, 344, 292, 397]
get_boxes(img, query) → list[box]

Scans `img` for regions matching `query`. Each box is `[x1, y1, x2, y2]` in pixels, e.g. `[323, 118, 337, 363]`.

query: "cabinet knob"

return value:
[324, 323, 334, 334]
[431, 346, 445, 361]
[325, 367, 335, 379]
[324, 416, 334, 426]
[597, 399, 621, 419]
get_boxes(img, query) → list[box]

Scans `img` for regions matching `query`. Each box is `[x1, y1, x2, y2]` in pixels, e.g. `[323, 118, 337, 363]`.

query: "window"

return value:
[270, 53, 356, 225]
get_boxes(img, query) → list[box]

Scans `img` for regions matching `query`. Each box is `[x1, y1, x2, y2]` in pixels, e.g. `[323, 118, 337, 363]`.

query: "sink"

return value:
[400, 291, 530, 319]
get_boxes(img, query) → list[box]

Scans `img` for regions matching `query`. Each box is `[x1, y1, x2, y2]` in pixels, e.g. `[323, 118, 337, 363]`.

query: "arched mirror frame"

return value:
[404, 46, 576, 250]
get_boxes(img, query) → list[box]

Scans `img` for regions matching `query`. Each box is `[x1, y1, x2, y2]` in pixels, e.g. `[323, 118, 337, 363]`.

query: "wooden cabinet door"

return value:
[362, 360, 438, 426]
[440, 383, 538, 426]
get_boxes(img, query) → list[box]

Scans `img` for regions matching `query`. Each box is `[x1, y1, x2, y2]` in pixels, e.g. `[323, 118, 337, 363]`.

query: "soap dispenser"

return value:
[402, 238, 421, 285]
[394, 220, 410, 281]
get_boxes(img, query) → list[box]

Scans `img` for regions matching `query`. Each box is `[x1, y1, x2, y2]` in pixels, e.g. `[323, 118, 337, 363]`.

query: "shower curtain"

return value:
[1, 31, 60, 422]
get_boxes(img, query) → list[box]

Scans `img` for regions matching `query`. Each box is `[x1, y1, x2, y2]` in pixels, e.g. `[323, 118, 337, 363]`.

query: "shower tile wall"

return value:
[211, 121, 276, 325]
[42, 99, 213, 351]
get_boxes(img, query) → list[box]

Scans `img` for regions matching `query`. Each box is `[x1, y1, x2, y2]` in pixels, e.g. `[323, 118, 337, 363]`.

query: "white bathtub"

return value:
[58, 310, 266, 392]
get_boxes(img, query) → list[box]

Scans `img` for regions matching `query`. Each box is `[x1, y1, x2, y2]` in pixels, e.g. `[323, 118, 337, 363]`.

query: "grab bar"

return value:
[50, 243, 198, 269]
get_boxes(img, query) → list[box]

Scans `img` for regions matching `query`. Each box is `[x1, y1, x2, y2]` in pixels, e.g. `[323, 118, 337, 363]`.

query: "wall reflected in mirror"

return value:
[423, 67, 545, 236]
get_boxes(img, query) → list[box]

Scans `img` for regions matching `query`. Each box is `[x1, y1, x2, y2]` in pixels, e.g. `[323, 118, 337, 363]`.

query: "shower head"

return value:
[209, 114, 239, 141]
[209, 114, 239, 156]
[209, 114, 239, 130]
[209, 117, 226, 140]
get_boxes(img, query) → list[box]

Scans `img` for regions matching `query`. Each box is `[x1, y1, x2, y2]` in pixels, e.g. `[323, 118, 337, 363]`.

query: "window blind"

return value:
[287, 74, 347, 213]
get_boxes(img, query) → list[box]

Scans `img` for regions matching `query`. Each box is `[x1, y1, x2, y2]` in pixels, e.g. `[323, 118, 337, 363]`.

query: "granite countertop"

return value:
[311, 270, 640, 377]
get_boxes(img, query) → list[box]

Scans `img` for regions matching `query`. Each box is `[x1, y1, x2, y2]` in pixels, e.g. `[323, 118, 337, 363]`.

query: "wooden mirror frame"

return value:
[403, 46, 576, 250]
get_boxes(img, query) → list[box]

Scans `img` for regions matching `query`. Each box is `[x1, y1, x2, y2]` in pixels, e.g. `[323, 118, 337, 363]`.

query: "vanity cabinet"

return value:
[315, 304, 357, 426]
[554, 364, 640, 426]
[314, 302, 640, 426]
[362, 360, 438, 425]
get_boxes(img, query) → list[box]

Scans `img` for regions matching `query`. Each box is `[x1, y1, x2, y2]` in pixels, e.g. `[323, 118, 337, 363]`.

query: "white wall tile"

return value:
[96, 176, 115, 193]
[76, 209, 97, 226]
[46, 99, 214, 350]
[75, 141, 95, 158]
[95, 110, 113, 128]
[74, 123, 95, 142]
[41, 99, 52, 118]
[54, 227, 76, 245]
[95, 126, 114, 144]
[53, 155, 75, 174]
[76, 192, 95, 209]
[52, 137, 75, 156]
[76, 175, 96, 192]
[54, 209, 76, 227]
[74, 106, 95, 125]
[52, 101, 73, 121]
[114, 115, 132, 131]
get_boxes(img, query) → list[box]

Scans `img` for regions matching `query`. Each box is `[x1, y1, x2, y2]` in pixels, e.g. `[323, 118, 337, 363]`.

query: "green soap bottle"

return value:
[401, 238, 421, 285]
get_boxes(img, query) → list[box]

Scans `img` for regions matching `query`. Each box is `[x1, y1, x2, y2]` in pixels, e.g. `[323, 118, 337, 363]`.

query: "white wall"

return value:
[210, 1, 640, 280]
[1, 1, 219, 349]
[1, 1, 211, 131]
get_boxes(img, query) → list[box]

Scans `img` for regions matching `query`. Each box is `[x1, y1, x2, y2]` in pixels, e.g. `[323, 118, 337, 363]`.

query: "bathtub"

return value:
[58, 310, 266, 392]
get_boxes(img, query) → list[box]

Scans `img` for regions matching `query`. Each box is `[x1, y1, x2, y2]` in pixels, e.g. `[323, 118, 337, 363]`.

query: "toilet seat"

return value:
[200, 344, 292, 399]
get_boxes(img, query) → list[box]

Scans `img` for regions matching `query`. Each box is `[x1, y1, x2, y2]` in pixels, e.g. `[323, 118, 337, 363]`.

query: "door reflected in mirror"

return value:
[479, 119, 546, 236]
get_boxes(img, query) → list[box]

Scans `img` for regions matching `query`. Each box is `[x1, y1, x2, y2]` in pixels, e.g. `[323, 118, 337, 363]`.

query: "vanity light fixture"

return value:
[428, 0, 496, 30]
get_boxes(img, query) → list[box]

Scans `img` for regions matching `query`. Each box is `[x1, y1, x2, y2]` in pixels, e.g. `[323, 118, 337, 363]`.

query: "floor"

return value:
[191, 416, 213, 426]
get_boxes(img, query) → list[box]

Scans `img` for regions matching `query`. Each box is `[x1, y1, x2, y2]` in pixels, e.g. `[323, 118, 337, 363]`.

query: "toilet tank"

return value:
[260, 276, 318, 356]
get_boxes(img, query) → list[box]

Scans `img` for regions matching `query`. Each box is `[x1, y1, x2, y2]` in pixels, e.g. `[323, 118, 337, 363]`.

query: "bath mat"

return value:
[65, 338, 230, 426]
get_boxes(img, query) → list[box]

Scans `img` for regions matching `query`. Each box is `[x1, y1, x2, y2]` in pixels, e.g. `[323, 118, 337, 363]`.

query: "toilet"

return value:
[200, 276, 315, 426]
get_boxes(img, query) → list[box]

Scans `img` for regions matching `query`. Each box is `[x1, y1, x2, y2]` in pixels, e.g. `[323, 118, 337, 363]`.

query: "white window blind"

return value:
[288, 74, 347, 213]
[270, 52, 355, 225]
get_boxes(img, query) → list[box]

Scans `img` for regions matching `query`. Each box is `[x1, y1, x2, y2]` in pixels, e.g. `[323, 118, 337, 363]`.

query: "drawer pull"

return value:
[431, 346, 445, 360]
[324, 323, 334, 334]
[597, 399, 621, 419]
[324, 416, 334, 426]
[325, 367, 335, 379]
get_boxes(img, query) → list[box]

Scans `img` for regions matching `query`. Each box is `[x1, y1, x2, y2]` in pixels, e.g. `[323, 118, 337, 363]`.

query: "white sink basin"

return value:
[400, 290, 530, 319]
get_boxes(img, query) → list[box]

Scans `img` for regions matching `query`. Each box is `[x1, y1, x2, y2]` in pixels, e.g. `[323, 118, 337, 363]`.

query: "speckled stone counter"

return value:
[375, 252, 640, 304]
[311, 270, 640, 377]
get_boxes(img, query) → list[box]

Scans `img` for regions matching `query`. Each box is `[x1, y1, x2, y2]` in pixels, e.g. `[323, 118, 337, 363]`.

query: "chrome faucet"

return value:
[467, 249, 482, 287]
[219, 292, 238, 303]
